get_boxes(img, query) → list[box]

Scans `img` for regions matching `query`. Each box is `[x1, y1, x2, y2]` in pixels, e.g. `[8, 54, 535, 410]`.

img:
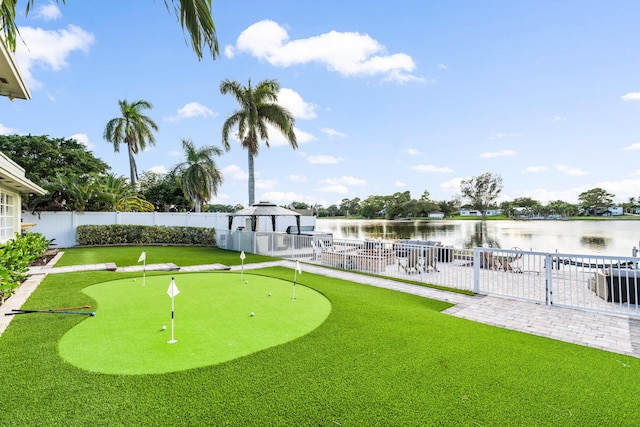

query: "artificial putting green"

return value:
[58, 272, 331, 375]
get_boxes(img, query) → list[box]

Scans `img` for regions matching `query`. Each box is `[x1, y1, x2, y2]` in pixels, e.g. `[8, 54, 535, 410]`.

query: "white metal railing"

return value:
[216, 231, 640, 317]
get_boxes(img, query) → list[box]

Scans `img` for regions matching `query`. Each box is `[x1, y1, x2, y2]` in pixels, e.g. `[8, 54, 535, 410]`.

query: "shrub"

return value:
[76, 224, 216, 246]
[0, 232, 50, 302]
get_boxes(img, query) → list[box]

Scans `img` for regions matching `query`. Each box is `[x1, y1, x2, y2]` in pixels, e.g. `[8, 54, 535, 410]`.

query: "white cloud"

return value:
[69, 133, 93, 149]
[226, 20, 422, 83]
[321, 127, 347, 138]
[34, 2, 62, 21]
[401, 148, 420, 155]
[623, 143, 640, 151]
[480, 150, 517, 159]
[168, 150, 182, 157]
[437, 63, 448, 70]
[621, 92, 640, 101]
[320, 176, 366, 186]
[289, 175, 308, 183]
[551, 115, 567, 122]
[278, 88, 316, 119]
[525, 166, 548, 173]
[440, 177, 465, 192]
[222, 164, 249, 181]
[488, 132, 523, 140]
[164, 102, 216, 122]
[15, 25, 94, 90]
[256, 179, 277, 190]
[555, 164, 589, 176]
[317, 184, 350, 194]
[308, 154, 344, 164]
[259, 191, 303, 203]
[149, 165, 168, 174]
[0, 123, 17, 135]
[260, 124, 316, 147]
[395, 181, 407, 187]
[411, 164, 453, 173]
[210, 193, 230, 203]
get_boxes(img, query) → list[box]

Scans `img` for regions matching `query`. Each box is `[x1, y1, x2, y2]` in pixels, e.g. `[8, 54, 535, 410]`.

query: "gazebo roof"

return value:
[228, 201, 301, 218]
[227, 201, 301, 232]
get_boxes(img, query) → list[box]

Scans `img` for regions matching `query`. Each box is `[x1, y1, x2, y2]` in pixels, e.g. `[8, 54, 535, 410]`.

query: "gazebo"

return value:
[227, 201, 301, 233]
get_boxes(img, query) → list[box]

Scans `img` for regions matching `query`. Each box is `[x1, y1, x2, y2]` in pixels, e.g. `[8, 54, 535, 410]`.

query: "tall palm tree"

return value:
[103, 99, 159, 187]
[172, 138, 223, 212]
[2, 0, 217, 60]
[220, 78, 297, 206]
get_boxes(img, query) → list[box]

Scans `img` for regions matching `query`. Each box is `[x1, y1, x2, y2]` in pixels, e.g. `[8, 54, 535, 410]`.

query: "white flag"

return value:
[296, 260, 302, 274]
[167, 278, 180, 298]
[240, 251, 246, 260]
[138, 251, 146, 263]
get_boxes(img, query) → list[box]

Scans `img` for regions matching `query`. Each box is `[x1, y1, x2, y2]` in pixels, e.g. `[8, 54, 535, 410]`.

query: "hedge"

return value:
[0, 232, 50, 303]
[76, 225, 216, 246]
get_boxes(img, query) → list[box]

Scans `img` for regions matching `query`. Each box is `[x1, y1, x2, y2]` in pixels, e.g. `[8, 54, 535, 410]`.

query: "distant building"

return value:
[460, 208, 502, 217]
[428, 211, 445, 219]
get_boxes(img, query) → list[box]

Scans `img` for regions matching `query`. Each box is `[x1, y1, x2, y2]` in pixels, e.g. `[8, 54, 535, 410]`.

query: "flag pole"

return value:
[167, 277, 179, 344]
[138, 251, 147, 286]
[240, 251, 246, 282]
[292, 260, 302, 300]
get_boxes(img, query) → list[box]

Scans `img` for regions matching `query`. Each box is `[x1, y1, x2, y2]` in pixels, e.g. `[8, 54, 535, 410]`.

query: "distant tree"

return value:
[290, 201, 309, 209]
[545, 200, 578, 217]
[0, 134, 109, 185]
[103, 99, 159, 187]
[339, 198, 361, 217]
[138, 171, 190, 212]
[324, 204, 339, 217]
[460, 172, 503, 218]
[172, 138, 223, 212]
[385, 191, 412, 219]
[2, 1, 218, 60]
[577, 188, 614, 214]
[220, 78, 296, 205]
[360, 195, 386, 218]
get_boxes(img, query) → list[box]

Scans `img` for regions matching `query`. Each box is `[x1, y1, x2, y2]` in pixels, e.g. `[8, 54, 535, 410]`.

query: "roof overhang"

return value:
[0, 40, 30, 101]
[0, 152, 45, 195]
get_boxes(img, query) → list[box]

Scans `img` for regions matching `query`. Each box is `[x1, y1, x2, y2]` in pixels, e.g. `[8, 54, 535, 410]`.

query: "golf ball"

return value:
[161, 325, 166, 330]
[250, 312, 255, 317]
[268, 292, 272, 296]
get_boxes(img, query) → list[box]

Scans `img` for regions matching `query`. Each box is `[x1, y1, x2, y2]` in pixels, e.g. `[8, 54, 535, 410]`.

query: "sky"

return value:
[3, 1, 640, 208]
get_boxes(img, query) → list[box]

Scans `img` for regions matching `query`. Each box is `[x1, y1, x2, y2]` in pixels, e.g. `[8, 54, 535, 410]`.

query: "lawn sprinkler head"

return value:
[250, 312, 255, 317]
[90, 312, 96, 316]
[161, 325, 167, 331]
[245, 281, 248, 284]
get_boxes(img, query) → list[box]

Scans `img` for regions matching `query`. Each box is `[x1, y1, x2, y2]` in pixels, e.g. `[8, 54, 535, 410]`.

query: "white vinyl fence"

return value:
[22, 211, 316, 248]
[219, 231, 640, 318]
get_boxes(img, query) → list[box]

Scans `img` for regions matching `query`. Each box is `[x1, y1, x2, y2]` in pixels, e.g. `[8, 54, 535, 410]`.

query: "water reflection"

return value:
[317, 219, 640, 256]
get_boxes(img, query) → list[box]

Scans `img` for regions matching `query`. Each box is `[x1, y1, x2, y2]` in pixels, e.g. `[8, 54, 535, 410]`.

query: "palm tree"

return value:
[2, 0, 217, 60]
[172, 138, 223, 212]
[103, 99, 159, 187]
[220, 78, 297, 206]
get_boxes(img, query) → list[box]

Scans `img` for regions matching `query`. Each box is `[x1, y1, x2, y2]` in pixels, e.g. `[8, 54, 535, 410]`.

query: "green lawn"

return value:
[55, 245, 278, 267]
[1, 252, 639, 424]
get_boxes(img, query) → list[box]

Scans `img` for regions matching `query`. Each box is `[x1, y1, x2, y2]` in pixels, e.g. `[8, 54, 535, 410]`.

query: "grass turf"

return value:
[1, 265, 639, 425]
[59, 272, 330, 375]
[54, 246, 278, 267]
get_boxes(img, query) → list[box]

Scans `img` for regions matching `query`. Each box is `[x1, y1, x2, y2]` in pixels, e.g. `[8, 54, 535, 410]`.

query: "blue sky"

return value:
[3, 1, 640, 208]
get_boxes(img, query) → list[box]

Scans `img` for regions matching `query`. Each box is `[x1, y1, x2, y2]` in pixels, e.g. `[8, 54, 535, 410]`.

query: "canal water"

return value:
[316, 219, 640, 257]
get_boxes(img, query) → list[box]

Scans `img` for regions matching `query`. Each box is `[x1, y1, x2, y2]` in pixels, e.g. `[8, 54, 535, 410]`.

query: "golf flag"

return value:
[240, 251, 246, 281]
[138, 251, 146, 263]
[292, 261, 302, 300]
[167, 277, 179, 344]
[167, 278, 180, 298]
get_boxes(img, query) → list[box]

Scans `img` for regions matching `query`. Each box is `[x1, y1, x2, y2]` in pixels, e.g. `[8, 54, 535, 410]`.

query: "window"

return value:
[0, 191, 14, 242]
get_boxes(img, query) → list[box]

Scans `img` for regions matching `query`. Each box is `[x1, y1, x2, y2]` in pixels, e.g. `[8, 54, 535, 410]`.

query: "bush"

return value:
[0, 232, 50, 302]
[76, 224, 216, 246]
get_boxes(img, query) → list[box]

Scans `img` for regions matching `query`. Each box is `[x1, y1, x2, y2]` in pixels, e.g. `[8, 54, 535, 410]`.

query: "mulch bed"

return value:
[29, 249, 59, 267]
